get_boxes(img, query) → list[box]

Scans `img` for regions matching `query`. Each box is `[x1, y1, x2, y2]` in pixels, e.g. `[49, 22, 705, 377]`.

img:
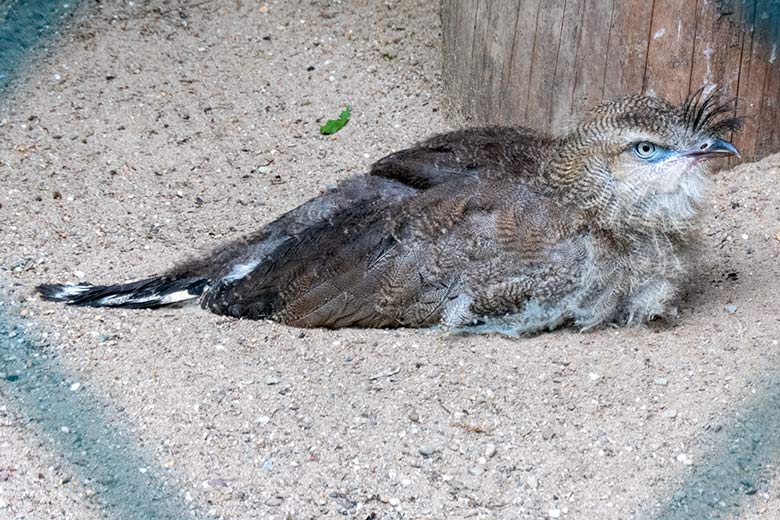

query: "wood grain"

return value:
[570, 0, 616, 124]
[503, 0, 543, 123]
[733, 0, 767, 159]
[603, 0, 654, 97]
[548, 0, 586, 131]
[642, 0, 699, 102]
[757, 3, 780, 155]
[527, 0, 567, 129]
[441, 0, 780, 161]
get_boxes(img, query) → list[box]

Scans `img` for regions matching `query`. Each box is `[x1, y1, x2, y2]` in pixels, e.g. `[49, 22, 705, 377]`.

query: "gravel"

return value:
[418, 444, 435, 457]
[2, 0, 780, 518]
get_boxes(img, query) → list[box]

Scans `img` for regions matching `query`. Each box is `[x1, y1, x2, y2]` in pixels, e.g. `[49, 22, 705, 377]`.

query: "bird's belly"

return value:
[442, 240, 613, 336]
[443, 264, 588, 337]
[449, 296, 577, 337]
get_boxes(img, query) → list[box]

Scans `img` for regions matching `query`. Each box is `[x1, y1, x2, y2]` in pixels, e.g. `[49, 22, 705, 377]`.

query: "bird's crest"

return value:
[680, 87, 742, 136]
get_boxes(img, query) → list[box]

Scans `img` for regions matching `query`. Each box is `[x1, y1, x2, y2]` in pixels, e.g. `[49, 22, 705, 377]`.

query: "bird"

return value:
[37, 91, 740, 336]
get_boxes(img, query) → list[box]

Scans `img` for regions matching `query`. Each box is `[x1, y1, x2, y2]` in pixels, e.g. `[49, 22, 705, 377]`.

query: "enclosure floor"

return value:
[1, 1, 780, 519]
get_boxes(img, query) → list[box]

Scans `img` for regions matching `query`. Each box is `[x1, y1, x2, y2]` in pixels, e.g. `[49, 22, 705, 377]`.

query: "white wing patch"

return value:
[96, 290, 198, 307]
[222, 260, 261, 283]
[97, 294, 133, 306]
[55, 285, 93, 299]
[159, 290, 199, 305]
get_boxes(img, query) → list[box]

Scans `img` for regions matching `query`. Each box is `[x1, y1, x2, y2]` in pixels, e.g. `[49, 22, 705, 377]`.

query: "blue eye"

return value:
[633, 141, 660, 160]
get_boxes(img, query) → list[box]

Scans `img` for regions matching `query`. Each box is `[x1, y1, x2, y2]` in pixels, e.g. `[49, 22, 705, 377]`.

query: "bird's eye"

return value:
[633, 142, 658, 160]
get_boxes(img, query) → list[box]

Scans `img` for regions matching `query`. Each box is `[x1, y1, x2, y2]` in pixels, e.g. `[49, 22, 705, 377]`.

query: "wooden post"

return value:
[441, 0, 780, 162]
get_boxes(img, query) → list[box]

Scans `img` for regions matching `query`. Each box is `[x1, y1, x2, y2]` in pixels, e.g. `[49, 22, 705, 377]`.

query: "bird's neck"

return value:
[545, 137, 616, 215]
[547, 140, 708, 240]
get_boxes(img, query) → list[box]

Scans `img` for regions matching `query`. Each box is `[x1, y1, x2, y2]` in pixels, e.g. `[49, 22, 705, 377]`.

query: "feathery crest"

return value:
[681, 87, 742, 136]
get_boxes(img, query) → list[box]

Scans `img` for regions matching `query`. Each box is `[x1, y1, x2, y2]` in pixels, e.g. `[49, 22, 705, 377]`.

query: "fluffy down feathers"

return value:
[38, 92, 739, 335]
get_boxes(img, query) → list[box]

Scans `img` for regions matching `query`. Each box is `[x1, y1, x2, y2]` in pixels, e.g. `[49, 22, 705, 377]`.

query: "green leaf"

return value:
[319, 105, 351, 135]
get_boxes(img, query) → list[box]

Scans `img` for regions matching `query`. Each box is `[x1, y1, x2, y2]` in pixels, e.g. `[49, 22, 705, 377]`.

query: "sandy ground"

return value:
[1, 1, 780, 519]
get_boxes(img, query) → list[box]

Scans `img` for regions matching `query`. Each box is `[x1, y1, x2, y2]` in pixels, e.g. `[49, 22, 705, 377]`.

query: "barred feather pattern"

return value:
[38, 93, 740, 335]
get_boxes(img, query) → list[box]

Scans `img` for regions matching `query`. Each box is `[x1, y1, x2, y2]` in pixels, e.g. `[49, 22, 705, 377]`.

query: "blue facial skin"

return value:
[633, 142, 675, 163]
[632, 137, 740, 164]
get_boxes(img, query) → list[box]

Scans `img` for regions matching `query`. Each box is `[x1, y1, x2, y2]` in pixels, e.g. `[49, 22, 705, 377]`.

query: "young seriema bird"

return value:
[38, 92, 740, 336]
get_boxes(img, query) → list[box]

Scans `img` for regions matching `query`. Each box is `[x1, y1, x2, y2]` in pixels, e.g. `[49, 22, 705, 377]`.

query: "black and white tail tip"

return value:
[37, 276, 209, 309]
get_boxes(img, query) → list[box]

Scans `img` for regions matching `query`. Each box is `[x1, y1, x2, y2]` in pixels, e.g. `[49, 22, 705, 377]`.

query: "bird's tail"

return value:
[36, 275, 209, 309]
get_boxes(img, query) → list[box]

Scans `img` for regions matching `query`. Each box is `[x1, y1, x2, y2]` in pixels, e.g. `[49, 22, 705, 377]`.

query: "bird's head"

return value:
[552, 91, 741, 234]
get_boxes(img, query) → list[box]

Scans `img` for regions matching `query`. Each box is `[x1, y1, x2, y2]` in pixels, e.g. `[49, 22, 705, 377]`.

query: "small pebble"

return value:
[418, 444, 435, 457]
[662, 409, 678, 419]
[724, 304, 738, 314]
[548, 509, 561, 519]
[388, 497, 400, 507]
[654, 377, 668, 386]
[676, 453, 692, 465]
[69, 382, 80, 391]
[468, 466, 483, 476]
[205, 478, 228, 488]
[265, 375, 281, 385]
[526, 476, 538, 489]
[588, 372, 600, 381]
[484, 444, 497, 458]
[408, 410, 419, 422]
[266, 496, 283, 506]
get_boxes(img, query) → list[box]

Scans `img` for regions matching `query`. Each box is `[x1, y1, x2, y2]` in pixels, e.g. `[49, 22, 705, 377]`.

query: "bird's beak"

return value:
[683, 138, 741, 161]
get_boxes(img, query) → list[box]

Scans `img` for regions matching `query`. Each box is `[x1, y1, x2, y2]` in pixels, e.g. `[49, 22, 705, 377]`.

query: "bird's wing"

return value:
[205, 173, 585, 330]
[370, 126, 552, 189]
[393, 177, 587, 323]
[201, 175, 519, 328]
[188, 126, 569, 329]
[170, 174, 416, 280]
[201, 188, 440, 328]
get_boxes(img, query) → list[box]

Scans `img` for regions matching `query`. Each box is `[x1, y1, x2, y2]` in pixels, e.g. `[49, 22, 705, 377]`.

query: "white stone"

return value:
[676, 453, 693, 465]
